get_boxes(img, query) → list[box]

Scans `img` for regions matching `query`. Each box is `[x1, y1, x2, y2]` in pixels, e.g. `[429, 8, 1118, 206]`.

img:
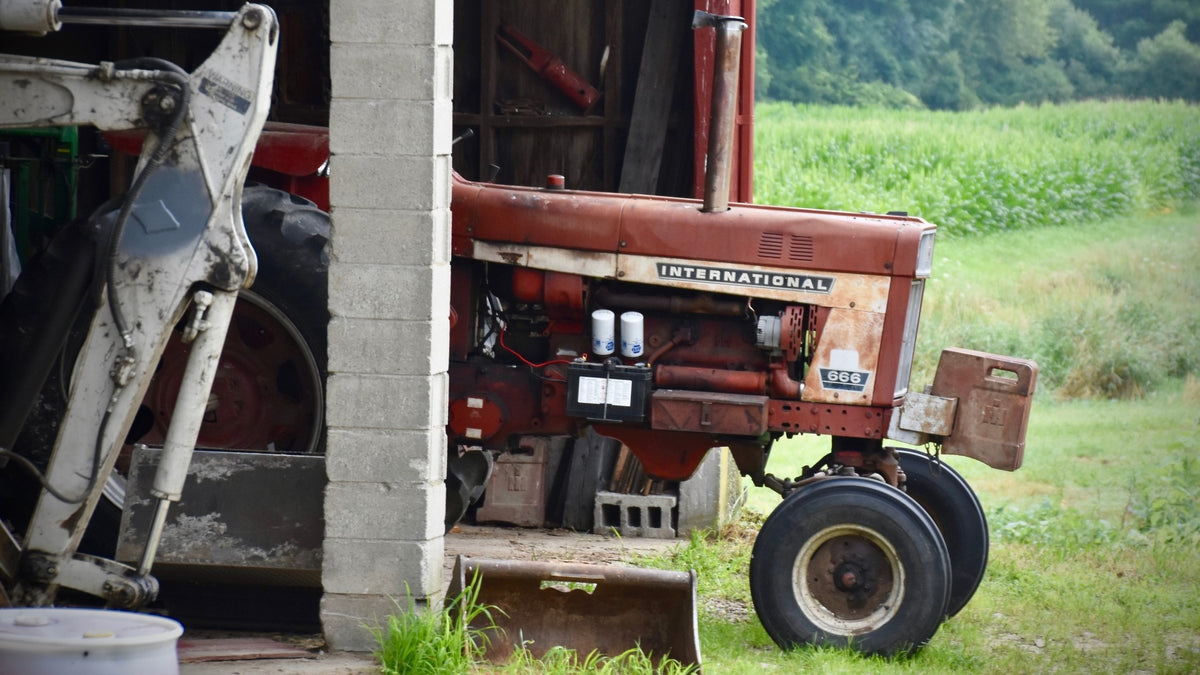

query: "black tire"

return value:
[750, 477, 951, 656]
[895, 447, 988, 617]
[133, 185, 330, 454]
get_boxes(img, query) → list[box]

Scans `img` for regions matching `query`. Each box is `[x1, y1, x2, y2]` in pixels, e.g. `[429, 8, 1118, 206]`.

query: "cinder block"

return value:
[593, 490, 677, 539]
[325, 427, 446, 484]
[329, 154, 449, 212]
[329, 0, 452, 46]
[329, 207, 451, 266]
[325, 373, 444, 430]
[677, 447, 746, 537]
[327, 316, 449, 376]
[330, 43, 440, 100]
[321, 592, 437, 652]
[324, 481, 444, 541]
[329, 99, 452, 157]
[328, 261, 450, 321]
[322, 537, 442, 596]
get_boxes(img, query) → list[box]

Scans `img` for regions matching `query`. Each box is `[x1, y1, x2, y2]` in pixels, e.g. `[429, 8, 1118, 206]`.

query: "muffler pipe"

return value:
[692, 11, 747, 213]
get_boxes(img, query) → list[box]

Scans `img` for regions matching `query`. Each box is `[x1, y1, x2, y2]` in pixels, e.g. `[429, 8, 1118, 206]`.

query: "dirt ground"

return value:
[177, 525, 683, 674]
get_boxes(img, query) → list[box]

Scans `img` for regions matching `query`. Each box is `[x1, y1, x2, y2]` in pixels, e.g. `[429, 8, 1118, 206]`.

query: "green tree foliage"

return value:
[756, 0, 1200, 107]
[1123, 20, 1200, 101]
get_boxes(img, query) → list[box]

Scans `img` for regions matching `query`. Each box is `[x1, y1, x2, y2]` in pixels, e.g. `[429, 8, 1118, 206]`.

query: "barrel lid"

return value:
[0, 608, 182, 647]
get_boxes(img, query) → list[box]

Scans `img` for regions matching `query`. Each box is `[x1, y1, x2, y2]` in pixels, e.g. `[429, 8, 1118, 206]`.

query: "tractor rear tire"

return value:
[750, 477, 951, 656]
[133, 185, 330, 455]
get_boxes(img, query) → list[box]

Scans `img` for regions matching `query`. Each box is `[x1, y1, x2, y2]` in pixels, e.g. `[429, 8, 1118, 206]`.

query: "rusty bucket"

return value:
[447, 555, 701, 668]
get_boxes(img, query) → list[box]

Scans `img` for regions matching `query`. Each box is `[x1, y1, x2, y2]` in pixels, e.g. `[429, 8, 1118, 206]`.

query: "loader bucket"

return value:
[447, 555, 701, 668]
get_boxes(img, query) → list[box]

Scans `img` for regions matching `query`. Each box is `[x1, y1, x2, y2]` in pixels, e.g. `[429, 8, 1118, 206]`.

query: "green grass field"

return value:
[754, 100, 1200, 237]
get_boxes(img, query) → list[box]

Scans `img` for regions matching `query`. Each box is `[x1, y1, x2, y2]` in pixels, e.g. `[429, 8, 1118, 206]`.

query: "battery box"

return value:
[565, 359, 652, 422]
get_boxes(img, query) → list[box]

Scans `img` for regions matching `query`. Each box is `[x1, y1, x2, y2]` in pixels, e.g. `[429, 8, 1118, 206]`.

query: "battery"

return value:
[565, 359, 652, 422]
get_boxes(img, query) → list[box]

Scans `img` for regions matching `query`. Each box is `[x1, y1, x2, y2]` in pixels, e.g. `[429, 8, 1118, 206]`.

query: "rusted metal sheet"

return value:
[802, 307, 885, 405]
[448, 555, 701, 668]
[769, 400, 887, 439]
[117, 448, 324, 586]
[652, 389, 768, 436]
[897, 392, 956, 437]
[473, 239, 618, 279]
[930, 348, 1038, 471]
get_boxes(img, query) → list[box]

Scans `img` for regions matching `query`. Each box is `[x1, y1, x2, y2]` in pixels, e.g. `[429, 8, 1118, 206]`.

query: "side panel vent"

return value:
[789, 235, 815, 262]
[758, 232, 784, 259]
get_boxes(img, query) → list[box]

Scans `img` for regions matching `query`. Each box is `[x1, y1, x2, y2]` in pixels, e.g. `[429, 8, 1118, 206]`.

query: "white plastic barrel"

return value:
[0, 608, 182, 675]
[591, 309, 615, 356]
[620, 311, 644, 358]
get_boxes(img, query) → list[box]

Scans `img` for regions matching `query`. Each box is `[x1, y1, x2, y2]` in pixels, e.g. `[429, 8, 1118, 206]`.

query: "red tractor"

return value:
[1, 2, 1035, 657]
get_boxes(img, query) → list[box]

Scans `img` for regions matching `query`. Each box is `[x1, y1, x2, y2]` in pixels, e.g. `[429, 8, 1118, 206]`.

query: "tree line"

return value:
[755, 0, 1200, 108]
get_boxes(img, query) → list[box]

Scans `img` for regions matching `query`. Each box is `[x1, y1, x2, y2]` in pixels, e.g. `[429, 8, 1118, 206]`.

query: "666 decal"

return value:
[819, 367, 871, 392]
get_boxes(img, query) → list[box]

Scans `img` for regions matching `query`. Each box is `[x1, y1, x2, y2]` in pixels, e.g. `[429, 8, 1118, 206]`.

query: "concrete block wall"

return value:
[323, 0, 453, 651]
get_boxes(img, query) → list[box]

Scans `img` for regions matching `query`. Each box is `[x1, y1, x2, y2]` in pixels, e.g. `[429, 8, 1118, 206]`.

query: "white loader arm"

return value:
[0, 3, 277, 607]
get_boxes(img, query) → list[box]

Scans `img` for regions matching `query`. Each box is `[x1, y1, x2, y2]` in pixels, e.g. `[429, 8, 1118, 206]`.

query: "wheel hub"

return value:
[139, 290, 323, 453]
[792, 524, 905, 634]
[834, 562, 866, 592]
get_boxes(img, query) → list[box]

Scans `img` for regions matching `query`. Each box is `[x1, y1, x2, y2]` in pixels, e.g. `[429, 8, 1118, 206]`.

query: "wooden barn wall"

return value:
[452, 0, 697, 196]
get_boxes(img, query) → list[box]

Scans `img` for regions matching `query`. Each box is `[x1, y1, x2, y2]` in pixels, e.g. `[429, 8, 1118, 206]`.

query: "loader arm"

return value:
[0, 2, 277, 608]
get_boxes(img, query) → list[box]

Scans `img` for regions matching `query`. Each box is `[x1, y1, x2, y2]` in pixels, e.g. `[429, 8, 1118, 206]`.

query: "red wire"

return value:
[498, 327, 573, 370]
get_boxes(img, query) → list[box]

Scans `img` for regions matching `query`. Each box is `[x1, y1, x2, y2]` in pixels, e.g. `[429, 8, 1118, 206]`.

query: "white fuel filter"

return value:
[620, 311, 644, 358]
[591, 309, 615, 355]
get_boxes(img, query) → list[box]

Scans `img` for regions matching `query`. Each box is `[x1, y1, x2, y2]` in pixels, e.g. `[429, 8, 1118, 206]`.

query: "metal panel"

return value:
[897, 392, 957, 436]
[117, 448, 324, 585]
[473, 240, 617, 278]
[802, 307, 885, 405]
[618, 254, 891, 309]
[475, 440, 549, 527]
[449, 555, 701, 668]
[651, 389, 768, 436]
[930, 348, 1038, 471]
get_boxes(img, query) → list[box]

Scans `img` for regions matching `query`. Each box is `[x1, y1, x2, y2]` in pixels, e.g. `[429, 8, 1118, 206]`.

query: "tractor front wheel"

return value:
[749, 477, 951, 656]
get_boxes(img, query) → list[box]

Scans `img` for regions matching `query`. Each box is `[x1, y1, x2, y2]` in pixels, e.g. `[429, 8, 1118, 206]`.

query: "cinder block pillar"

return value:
[322, 0, 453, 651]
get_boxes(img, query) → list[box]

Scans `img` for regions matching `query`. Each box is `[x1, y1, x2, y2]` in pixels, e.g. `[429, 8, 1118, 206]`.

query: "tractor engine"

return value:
[446, 173, 936, 483]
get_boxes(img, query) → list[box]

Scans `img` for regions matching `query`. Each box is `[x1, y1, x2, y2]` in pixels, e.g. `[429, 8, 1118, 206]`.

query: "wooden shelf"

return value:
[452, 113, 610, 129]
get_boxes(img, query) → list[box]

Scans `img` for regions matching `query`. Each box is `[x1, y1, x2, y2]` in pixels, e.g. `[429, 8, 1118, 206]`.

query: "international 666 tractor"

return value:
[0, 2, 1035, 658]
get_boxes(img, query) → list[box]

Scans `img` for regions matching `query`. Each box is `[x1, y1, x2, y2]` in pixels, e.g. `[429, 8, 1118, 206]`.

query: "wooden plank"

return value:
[177, 637, 312, 663]
[562, 430, 619, 530]
[618, 0, 689, 194]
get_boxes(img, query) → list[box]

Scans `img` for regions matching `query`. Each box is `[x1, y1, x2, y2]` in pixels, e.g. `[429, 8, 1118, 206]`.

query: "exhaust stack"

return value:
[693, 10, 747, 213]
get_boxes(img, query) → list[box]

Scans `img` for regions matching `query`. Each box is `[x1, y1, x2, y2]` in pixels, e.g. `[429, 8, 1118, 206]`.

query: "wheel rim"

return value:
[792, 523, 905, 636]
[140, 289, 324, 454]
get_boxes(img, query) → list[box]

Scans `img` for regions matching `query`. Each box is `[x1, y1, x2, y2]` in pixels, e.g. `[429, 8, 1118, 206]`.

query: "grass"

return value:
[373, 575, 698, 674]
[371, 578, 496, 675]
[911, 209, 1200, 399]
[754, 100, 1200, 237]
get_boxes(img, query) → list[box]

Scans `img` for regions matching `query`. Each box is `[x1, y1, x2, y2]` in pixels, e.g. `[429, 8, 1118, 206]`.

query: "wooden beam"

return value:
[618, 0, 689, 195]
